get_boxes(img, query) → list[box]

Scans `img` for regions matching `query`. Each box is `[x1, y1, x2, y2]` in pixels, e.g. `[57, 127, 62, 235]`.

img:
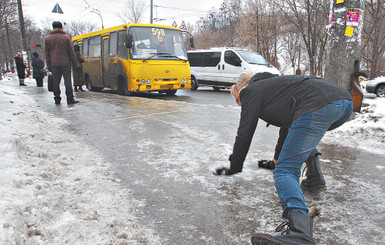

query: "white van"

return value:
[187, 47, 280, 90]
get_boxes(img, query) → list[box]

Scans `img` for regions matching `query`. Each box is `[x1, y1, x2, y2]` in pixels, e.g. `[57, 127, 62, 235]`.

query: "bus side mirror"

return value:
[125, 34, 133, 49]
[190, 37, 194, 48]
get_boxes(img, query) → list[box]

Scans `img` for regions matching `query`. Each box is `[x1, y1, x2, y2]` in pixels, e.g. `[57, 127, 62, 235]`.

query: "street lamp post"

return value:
[83, 0, 104, 29]
[91, 8, 104, 29]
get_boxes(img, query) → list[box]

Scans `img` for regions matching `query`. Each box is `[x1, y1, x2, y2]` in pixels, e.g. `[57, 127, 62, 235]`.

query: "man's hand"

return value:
[213, 167, 234, 176]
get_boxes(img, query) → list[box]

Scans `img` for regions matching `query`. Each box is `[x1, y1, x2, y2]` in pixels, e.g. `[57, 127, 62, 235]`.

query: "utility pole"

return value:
[255, 7, 259, 53]
[17, 0, 30, 75]
[150, 0, 153, 24]
[324, 0, 365, 91]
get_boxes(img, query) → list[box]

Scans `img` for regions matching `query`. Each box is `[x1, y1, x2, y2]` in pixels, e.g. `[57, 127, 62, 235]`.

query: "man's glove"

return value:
[213, 167, 235, 176]
[258, 160, 276, 169]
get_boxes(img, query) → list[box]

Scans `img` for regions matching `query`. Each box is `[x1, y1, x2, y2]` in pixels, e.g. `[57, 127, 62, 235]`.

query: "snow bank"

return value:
[0, 76, 160, 244]
[324, 97, 385, 155]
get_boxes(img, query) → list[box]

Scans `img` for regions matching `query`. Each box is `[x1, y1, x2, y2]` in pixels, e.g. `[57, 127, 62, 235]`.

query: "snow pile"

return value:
[323, 97, 385, 155]
[0, 77, 160, 244]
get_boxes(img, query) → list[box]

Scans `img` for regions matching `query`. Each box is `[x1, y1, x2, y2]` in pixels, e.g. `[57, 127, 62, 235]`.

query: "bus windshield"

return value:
[130, 26, 188, 61]
[237, 50, 271, 66]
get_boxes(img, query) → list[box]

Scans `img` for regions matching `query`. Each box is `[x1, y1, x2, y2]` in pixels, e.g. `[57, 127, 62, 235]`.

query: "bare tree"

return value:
[194, 0, 242, 48]
[118, 0, 147, 24]
[65, 20, 99, 37]
[362, 0, 385, 78]
[0, 0, 18, 69]
[275, 0, 330, 76]
[234, 1, 282, 67]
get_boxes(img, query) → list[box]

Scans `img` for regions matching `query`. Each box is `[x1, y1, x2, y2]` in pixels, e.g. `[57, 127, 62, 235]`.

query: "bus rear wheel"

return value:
[85, 76, 102, 92]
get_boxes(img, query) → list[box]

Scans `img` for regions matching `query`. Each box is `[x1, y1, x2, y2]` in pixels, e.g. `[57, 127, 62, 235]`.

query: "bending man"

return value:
[215, 72, 353, 244]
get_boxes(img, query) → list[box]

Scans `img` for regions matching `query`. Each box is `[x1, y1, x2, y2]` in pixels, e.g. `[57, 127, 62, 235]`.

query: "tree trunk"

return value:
[325, 0, 365, 91]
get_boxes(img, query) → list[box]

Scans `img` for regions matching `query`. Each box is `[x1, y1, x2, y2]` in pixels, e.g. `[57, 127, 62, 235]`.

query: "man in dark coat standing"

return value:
[44, 21, 78, 104]
[14, 52, 26, 86]
[215, 72, 353, 245]
[31, 52, 45, 87]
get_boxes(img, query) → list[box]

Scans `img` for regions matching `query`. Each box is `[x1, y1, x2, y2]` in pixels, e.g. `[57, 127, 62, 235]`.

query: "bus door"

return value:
[102, 37, 110, 86]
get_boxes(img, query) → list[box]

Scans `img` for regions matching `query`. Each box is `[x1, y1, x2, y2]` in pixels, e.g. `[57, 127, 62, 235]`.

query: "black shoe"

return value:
[55, 101, 61, 105]
[251, 211, 319, 245]
[79, 87, 85, 91]
[67, 99, 79, 104]
[20, 84, 27, 86]
[258, 160, 275, 169]
[301, 153, 326, 189]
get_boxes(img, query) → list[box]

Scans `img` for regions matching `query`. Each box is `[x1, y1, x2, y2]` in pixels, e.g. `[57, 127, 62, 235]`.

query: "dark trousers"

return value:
[35, 77, 43, 87]
[51, 66, 74, 102]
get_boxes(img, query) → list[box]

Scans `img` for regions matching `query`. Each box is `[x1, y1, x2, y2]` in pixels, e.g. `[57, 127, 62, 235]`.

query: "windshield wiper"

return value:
[143, 52, 171, 62]
[143, 53, 187, 62]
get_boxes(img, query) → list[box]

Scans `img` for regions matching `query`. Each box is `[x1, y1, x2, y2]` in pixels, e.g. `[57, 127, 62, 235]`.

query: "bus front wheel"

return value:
[190, 76, 198, 90]
[165, 90, 177, 95]
[118, 77, 135, 96]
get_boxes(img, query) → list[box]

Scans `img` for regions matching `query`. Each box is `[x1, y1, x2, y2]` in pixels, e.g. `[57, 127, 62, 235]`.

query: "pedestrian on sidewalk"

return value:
[73, 44, 85, 92]
[214, 72, 353, 245]
[14, 52, 26, 86]
[31, 52, 45, 87]
[44, 21, 78, 105]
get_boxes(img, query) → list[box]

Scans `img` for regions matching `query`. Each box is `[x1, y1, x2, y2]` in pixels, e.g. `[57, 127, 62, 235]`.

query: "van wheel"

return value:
[190, 76, 198, 90]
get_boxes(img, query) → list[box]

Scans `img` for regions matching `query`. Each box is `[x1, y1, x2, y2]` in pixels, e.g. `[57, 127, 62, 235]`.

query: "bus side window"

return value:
[117, 31, 128, 59]
[110, 32, 117, 56]
[83, 39, 89, 58]
[89, 36, 101, 58]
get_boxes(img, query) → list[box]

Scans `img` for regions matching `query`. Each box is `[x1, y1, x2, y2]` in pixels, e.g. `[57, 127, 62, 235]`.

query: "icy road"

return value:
[1, 76, 384, 244]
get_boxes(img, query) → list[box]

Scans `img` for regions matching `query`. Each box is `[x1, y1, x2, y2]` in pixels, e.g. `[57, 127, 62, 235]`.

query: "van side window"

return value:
[187, 53, 204, 67]
[187, 52, 220, 67]
[204, 52, 221, 67]
[224, 50, 241, 66]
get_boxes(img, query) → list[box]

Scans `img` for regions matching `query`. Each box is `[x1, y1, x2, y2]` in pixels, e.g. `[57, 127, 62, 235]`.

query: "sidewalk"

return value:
[0, 75, 161, 244]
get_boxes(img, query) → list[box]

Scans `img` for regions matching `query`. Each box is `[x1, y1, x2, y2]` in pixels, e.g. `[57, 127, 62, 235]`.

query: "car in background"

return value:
[187, 47, 280, 90]
[366, 77, 385, 97]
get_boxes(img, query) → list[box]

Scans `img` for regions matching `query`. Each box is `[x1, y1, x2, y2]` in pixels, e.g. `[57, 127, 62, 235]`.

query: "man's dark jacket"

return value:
[229, 73, 352, 174]
[44, 29, 77, 69]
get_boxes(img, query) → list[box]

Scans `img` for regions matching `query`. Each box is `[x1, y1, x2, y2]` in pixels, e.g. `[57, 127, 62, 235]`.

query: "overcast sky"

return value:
[23, 0, 225, 29]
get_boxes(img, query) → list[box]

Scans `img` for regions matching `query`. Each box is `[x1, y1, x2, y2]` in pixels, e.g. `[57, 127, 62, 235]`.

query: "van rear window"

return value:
[188, 52, 221, 67]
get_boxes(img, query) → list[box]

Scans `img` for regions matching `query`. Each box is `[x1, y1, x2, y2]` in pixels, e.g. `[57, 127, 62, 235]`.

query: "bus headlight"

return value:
[181, 79, 185, 83]
[141, 79, 145, 84]
[146, 79, 151, 84]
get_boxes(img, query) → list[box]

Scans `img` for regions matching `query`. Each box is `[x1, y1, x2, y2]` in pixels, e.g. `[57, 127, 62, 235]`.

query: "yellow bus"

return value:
[72, 23, 192, 95]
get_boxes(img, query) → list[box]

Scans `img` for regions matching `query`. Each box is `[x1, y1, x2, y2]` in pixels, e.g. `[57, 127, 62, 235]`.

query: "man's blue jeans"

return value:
[274, 99, 353, 218]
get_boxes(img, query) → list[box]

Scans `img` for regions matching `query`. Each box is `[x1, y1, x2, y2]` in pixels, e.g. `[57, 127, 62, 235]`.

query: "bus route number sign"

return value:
[152, 28, 165, 36]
